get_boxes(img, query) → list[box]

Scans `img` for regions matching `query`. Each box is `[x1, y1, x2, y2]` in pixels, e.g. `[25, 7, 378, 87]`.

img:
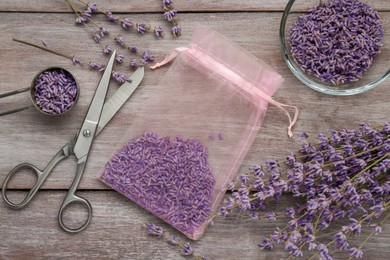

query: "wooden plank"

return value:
[1, 191, 389, 259]
[0, 0, 389, 12]
[0, 12, 389, 190]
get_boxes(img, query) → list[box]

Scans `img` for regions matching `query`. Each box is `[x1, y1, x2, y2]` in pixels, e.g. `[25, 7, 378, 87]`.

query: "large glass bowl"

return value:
[280, 0, 390, 95]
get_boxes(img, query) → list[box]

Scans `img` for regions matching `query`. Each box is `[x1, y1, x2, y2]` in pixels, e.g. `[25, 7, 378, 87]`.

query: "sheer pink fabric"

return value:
[100, 26, 298, 240]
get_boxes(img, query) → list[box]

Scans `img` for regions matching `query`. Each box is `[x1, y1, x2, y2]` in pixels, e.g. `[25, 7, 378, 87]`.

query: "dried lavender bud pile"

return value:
[289, 0, 384, 85]
[100, 132, 215, 236]
[34, 69, 78, 115]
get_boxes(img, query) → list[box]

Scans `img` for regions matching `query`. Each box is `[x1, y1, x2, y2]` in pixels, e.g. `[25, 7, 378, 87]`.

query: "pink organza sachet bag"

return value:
[98, 26, 298, 240]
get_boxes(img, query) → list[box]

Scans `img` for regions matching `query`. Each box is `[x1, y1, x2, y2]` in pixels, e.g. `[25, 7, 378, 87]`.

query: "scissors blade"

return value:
[73, 51, 116, 159]
[96, 66, 144, 135]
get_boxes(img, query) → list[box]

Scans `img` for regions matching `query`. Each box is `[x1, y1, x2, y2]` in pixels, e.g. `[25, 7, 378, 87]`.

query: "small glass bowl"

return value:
[280, 0, 390, 95]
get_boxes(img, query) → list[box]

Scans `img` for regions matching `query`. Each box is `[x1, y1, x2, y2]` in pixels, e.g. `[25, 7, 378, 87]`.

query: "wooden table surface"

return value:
[1, 0, 389, 259]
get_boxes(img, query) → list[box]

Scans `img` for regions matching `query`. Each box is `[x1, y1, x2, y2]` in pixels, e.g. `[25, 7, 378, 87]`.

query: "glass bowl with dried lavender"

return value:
[280, 0, 389, 95]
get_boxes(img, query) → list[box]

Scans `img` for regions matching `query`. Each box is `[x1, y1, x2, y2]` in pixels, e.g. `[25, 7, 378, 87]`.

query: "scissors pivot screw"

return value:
[83, 130, 91, 137]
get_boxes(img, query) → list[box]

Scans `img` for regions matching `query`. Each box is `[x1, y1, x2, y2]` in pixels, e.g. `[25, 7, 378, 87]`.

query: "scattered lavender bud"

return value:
[92, 31, 102, 43]
[146, 223, 164, 237]
[103, 45, 113, 54]
[164, 10, 177, 21]
[136, 22, 147, 34]
[41, 40, 48, 46]
[121, 18, 133, 29]
[171, 25, 181, 37]
[168, 236, 179, 245]
[104, 9, 117, 22]
[33, 69, 78, 115]
[128, 45, 138, 53]
[154, 26, 164, 38]
[75, 15, 88, 24]
[349, 247, 363, 259]
[115, 35, 126, 46]
[87, 3, 99, 13]
[141, 50, 155, 65]
[181, 243, 194, 256]
[130, 59, 138, 69]
[112, 71, 126, 83]
[115, 54, 125, 63]
[98, 27, 108, 37]
[89, 61, 105, 72]
[163, 0, 173, 8]
[72, 56, 83, 65]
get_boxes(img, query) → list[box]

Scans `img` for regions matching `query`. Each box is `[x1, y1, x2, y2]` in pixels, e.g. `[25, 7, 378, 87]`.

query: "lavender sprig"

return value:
[213, 121, 390, 259]
[13, 38, 135, 84]
[65, 0, 155, 66]
[162, 0, 181, 36]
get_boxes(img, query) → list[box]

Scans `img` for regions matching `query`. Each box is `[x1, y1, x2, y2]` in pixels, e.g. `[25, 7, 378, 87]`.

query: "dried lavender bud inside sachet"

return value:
[33, 69, 78, 115]
[289, 0, 384, 85]
[100, 132, 215, 237]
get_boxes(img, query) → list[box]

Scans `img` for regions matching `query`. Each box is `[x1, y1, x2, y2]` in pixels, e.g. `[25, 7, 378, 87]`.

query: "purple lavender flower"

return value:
[181, 243, 194, 256]
[130, 59, 138, 69]
[128, 45, 138, 53]
[370, 224, 382, 234]
[163, 0, 173, 7]
[266, 211, 276, 221]
[87, 3, 99, 12]
[92, 31, 102, 43]
[259, 238, 273, 250]
[154, 26, 164, 38]
[115, 54, 124, 63]
[103, 45, 113, 54]
[349, 247, 363, 259]
[121, 18, 133, 29]
[141, 50, 155, 65]
[146, 223, 163, 237]
[136, 22, 147, 34]
[171, 25, 181, 37]
[104, 9, 117, 22]
[72, 56, 83, 65]
[75, 15, 88, 24]
[89, 61, 105, 71]
[98, 27, 108, 37]
[115, 35, 126, 46]
[168, 235, 179, 245]
[164, 10, 177, 21]
[112, 72, 126, 83]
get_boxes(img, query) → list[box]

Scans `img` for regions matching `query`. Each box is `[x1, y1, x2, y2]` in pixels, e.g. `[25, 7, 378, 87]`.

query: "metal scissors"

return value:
[1, 51, 145, 233]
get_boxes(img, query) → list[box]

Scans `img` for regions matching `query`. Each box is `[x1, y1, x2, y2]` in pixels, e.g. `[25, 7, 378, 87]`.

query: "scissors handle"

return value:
[58, 157, 92, 233]
[58, 192, 92, 233]
[2, 142, 72, 209]
[2, 163, 44, 209]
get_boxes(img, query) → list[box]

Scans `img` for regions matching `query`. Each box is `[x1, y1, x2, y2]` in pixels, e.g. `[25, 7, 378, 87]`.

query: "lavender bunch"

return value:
[214, 122, 390, 259]
[143, 223, 206, 259]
